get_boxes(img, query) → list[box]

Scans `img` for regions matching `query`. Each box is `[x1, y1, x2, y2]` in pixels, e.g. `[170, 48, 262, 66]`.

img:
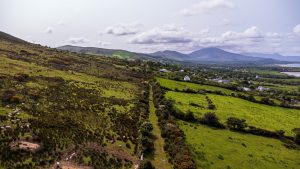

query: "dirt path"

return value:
[149, 85, 172, 169]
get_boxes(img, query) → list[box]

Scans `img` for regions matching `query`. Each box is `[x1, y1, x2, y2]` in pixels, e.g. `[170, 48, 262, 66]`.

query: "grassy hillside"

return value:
[165, 91, 300, 136]
[178, 120, 300, 169]
[0, 35, 148, 168]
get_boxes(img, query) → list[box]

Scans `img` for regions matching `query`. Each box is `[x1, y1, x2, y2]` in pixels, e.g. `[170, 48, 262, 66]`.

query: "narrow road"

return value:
[149, 85, 172, 169]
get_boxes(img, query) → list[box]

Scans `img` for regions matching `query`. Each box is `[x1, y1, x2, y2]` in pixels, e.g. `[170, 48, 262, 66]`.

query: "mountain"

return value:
[150, 47, 282, 65]
[150, 50, 189, 61]
[188, 47, 280, 64]
[59, 45, 286, 65]
[58, 45, 159, 61]
[0, 31, 28, 44]
[243, 52, 300, 62]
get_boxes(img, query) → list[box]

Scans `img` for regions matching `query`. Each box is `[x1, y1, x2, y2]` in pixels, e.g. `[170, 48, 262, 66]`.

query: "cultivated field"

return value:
[178, 120, 300, 169]
[166, 91, 300, 136]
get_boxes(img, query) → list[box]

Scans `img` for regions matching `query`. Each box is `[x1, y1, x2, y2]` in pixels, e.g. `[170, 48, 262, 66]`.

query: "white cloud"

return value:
[58, 20, 65, 26]
[98, 41, 110, 47]
[293, 24, 300, 35]
[180, 0, 234, 16]
[68, 37, 89, 44]
[128, 24, 192, 44]
[104, 21, 141, 36]
[199, 27, 210, 36]
[44, 27, 53, 34]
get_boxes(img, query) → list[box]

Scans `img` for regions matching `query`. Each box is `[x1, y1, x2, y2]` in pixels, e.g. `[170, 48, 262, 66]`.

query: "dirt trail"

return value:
[149, 85, 172, 169]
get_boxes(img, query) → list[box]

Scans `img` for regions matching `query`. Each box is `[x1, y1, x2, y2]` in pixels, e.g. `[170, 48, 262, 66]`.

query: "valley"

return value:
[0, 31, 299, 169]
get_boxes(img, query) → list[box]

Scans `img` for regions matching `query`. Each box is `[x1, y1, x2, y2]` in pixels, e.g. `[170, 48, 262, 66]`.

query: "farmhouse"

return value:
[211, 78, 231, 84]
[256, 86, 269, 91]
[159, 68, 168, 73]
[242, 87, 251, 91]
[183, 75, 190, 81]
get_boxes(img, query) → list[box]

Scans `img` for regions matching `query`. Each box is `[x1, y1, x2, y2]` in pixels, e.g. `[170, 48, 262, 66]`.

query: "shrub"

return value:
[292, 128, 300, 145]
[185, 110, 197, 122]
[226, 117, 247, 131]
[201, 112, 225, 128]
[139, 160, 155, 169]
[140, 121, 153, 136]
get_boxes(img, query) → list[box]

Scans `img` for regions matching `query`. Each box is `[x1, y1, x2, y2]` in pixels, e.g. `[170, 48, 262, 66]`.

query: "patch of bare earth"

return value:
[10, 140, 42, 152]
[53, 161, 92, 169]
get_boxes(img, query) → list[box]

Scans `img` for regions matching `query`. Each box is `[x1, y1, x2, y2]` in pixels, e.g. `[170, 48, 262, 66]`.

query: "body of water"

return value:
[278, 64, 300, 68]
[281, 72, 300, 77]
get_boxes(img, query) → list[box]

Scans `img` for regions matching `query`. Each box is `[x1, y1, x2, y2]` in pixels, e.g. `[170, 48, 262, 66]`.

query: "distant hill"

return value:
[243, 52, 300, 62]
[150, 47, 282, 65]
[0, 31, 28, 44]
[57, 45, 159, 61]
[190, 47, 280, 64]
[150, 50, 189, 61]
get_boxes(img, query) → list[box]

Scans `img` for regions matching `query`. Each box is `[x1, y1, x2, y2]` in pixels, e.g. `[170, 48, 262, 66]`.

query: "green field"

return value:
[156, 77, 234, 94]
[178, 120, 300, 169]
[165, 91, 300, 136]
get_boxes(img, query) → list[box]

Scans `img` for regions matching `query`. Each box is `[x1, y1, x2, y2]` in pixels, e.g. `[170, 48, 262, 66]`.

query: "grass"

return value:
[178, 120, 300, 169]
[165, 91, 300, 136]
[148, 86, 172, 169]
[0, 55, 138, 100]
[156, 77, 234, 94]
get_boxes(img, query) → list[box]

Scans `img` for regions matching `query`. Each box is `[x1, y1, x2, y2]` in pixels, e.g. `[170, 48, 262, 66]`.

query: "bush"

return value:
[292, 128, 300, 145]
[139, 160, 155, 169]
[226, 117, 247, 131]
[201, 112, 225, 128]
[185, 110, 197, 122]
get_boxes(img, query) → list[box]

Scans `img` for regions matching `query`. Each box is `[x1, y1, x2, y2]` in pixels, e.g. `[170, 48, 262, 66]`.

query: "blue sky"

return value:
[1, 0, 300, 55]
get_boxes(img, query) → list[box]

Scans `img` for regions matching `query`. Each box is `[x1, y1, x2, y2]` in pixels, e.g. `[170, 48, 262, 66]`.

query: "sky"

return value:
[1, 0, 300, 55]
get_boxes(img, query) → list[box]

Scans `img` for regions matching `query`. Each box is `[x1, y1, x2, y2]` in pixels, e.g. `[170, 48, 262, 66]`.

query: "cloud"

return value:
[199, 28, 210, 36]
[180, 0, 234, 16]
[44, 27, 53, 34]
[137, 25, 300, 55]
[104, 21, 141, 36]
[222, 26, 263, 40]
[128, 25, 192, 44]
[68, 37, 89, 44]
[98, 41, 110, 47]
[58, 20, 65, 26]
[293, 24, 300, 35]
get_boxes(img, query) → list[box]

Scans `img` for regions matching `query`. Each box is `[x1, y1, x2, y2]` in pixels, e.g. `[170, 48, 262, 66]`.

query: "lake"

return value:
[281, 72, 300, 77]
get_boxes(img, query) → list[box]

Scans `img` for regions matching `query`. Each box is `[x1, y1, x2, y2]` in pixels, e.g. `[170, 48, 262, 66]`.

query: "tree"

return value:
[185, 110, 196, 122]
[140, 121, 153, 136]
[139, 160, 155, 169]
[292, 128, 300, 144]
[226, 117, 247, 131]
[202, 112, 224, 128]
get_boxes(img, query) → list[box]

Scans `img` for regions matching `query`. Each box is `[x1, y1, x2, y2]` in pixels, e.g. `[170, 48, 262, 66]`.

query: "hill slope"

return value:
[0, 31, 28, 44]
[0, 31, 147, 169]
[58, 45, 158, 61]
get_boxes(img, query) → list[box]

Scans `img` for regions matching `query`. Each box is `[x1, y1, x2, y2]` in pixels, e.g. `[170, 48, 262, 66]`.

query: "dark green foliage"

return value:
[139, 160, 155, 169]
[226, 117, 247, 131]
[201, 112, 225, 128]
[152, 83, 196, 169]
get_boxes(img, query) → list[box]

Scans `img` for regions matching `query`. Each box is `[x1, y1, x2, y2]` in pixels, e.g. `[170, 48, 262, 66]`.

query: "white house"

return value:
[159, 68, 168, 73]
[183, 75, 190, 81]
[242, 87, 251, 92]
[256, 86, 269, 91]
